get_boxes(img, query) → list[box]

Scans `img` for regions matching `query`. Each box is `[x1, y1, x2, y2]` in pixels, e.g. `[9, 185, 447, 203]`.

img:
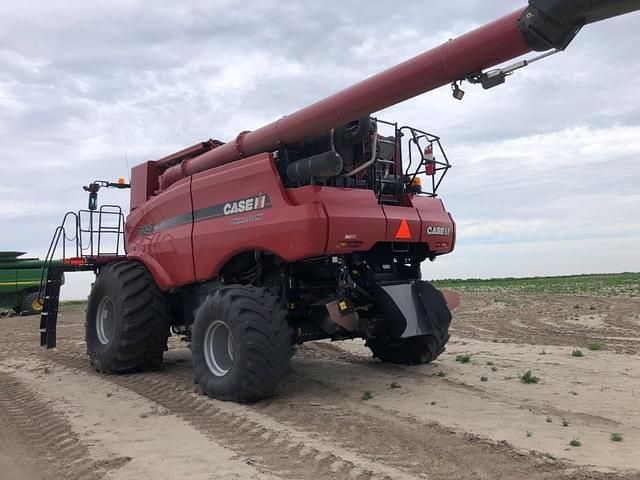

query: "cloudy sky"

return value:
[1, 1, 639, 298]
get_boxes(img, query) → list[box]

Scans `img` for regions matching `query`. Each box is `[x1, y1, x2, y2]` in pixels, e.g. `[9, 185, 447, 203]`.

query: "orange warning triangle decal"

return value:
[395, 218, 411, 239]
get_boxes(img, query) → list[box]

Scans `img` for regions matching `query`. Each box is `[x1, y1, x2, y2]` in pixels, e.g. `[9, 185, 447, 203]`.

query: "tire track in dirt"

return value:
[0, 314, 620, 479]
[3, 306, 638, 479]
[29, 345, 606, 480]
[31, 347, 409, 480]
[281, 342, 640, 479]
[0, 371, 123, 480]
[301, 340, 633, 429]
[262, 371, 558, 479]
[0, 317, 423, 479]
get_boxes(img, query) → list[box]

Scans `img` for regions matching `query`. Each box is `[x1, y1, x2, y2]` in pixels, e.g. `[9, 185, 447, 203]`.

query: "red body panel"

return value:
[126, 155, 455, 290]
[382, 205, 422, 243]
[413, 196, 456, 254]
[190, 154, 327, 282]
[286, 188, 454, 255]
[287, 187, 386, 253]
[126, 177, 195, 290]
[130, 161, 159, 211]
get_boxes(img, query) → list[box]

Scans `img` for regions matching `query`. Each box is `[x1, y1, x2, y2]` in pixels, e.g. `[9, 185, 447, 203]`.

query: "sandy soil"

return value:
[0, 419, 48, 480]
[0, 292, 638, 480]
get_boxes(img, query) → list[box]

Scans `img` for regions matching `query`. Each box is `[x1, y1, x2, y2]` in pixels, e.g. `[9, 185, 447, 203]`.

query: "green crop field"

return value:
[59, 300, 88, 311]
[432, 272, 640, 296]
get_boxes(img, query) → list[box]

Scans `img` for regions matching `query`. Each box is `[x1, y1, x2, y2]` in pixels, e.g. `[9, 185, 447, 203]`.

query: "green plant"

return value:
[520, 370, 540, 384]
[561, 418, 570, 427]
[480, 376, 488, 382]
[492, 297, 518, 307]
[389, 381, 401, 389]
[610, 432, 623, 442]
[546, 416, 552, 423]
[569, 438, 581, 447]
[456, 354, 471, 364]
[587, 341, 603, 351]
[573, 304, 581, 309]
[431, 273, 640, 296]
[491, 366, 498, 372]
[486, 361, 495, 366]
[571, 349, 584, 357]
[362, 391, 373, 401]
[437, 370, 447, 377]
[526, 431, 532, 437]
[60, 300, 88, 306]
[544, 453, 556, 461]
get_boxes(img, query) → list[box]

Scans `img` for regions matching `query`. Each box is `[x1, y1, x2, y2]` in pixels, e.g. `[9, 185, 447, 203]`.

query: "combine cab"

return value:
[40, 0, 640, 402]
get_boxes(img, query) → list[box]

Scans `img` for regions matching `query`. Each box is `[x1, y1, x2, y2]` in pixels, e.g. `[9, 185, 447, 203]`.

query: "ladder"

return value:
[39, 265, 64, 348]
[38, 206, 126, 349]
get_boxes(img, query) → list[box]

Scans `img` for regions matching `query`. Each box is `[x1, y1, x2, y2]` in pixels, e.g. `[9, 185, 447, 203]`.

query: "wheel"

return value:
[21, 292, 43, 316]
[191, 285, 293, 403]
[85, 261, 171, 373]
[366, 332, 450, 365]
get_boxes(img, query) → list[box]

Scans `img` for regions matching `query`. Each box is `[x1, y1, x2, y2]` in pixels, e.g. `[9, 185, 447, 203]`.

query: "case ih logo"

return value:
[426, 226, 450, 236]
[223, 193, 270, 216]
[139, 193, 272, 236]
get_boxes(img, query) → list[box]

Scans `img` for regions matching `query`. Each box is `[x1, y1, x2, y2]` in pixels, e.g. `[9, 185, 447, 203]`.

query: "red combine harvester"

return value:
[41, 1, 640, 402]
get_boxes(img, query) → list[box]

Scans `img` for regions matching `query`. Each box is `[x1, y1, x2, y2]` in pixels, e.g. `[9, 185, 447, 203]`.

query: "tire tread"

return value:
[86, 261, 171, 373]
[192, 285, 293, 403]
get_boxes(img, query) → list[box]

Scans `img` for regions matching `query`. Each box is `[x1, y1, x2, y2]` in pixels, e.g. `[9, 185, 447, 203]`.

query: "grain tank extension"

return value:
[40, 0, 640, 402]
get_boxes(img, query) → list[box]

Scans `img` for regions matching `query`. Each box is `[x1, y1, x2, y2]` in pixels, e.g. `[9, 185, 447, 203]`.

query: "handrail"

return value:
[38, 207, 126, 300]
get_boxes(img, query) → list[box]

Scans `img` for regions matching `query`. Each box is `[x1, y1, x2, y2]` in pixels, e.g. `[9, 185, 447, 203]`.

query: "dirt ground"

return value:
[0, 291, 639, 480]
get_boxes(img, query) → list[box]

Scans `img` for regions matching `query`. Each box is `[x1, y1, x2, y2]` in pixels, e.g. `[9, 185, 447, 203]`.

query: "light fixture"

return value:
[451, 81, 465, 101]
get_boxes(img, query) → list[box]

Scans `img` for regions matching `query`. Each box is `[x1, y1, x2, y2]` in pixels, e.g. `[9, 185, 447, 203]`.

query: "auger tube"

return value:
[158, 0, 640, 189]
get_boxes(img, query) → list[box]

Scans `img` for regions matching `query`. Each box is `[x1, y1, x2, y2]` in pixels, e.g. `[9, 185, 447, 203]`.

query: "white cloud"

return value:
[0, 200, 61, 219]
[456, 125, 640, 168]
[425, 237, 640, 280]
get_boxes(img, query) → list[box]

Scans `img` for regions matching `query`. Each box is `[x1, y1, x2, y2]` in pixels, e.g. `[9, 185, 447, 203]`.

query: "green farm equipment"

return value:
[0, 252, 60, 315]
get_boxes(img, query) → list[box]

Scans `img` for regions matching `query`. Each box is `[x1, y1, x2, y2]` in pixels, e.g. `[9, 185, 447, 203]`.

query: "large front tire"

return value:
[191, 286, 293, 403]
[86, 261, 171, 373]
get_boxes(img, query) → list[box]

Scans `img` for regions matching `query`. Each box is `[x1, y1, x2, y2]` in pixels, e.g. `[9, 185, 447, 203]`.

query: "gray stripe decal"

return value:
[155, 212, 193, 232]
[139, 193, 271, 236]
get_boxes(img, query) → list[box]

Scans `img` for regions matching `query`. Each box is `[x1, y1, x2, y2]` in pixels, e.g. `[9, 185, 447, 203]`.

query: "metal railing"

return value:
[371, 119, 452, 204]
[39, 206, 126, 297]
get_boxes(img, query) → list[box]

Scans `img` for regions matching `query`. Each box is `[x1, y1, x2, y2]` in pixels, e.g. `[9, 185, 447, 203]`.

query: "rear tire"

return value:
[191, 285, 293, 403]
[366, 332, 450, 365]
[86, 261, 171, 373]
[21, 292, 43, 316]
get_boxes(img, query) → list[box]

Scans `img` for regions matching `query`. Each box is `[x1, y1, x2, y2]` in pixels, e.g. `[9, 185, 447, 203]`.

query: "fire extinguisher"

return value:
[424, 144, 435, 176]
